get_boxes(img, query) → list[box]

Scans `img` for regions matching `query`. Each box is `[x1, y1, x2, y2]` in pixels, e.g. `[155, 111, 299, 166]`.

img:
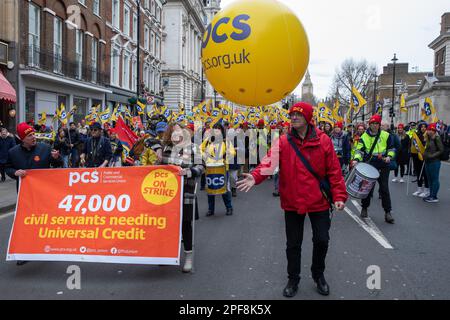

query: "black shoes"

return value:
[283, 280, 299, 298]
[385, 212, 395, 224]
[16, 261, 29, 266]
[206, 211, 214, 217]
[315, 276, 330, 296]
[226, 208, 233, 216]
[272, 192, 280, 197]
[360, 207, 368, 219]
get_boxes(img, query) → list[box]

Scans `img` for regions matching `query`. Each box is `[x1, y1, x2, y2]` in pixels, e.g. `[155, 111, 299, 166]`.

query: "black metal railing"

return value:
[23, 45, 109, 86]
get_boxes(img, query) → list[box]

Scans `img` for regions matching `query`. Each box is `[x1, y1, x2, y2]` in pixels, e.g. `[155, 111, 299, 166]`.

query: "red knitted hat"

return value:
[427, 123, 437, 131]
[17, 122, 35, 140]
[289, 102, 314, 124]
[369, 114, 382, 124]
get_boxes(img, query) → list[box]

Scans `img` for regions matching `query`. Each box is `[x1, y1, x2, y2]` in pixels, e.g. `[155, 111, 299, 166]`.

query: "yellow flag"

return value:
[111, 105, 120, 122]
[422, 97, 437, 122]
[318, 103, 334, 124]
[37, 112, 47, 126]
[351, 86, 367, 113]
[136, 100, 145, 116]
[56, 103, 68, 125]
[412, 131, 425, 161]
[332, 100, 343, 122]
[99, 107, 111, 124]
[400, 94, 407, 112]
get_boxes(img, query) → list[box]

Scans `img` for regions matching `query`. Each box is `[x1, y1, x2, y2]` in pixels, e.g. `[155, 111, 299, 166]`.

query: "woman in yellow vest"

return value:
[201, 121, 236, 217]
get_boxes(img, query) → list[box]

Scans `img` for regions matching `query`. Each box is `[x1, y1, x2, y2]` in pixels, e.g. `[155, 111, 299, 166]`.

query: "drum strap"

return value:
[364, 132, 381, 163]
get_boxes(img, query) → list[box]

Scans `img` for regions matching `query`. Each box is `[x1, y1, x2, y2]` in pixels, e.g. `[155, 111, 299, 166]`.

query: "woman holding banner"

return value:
[161, 123, 205, 273]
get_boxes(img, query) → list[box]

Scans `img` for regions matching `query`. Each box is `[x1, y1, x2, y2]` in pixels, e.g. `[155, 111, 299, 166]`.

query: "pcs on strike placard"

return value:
[7, 166, 184, 265]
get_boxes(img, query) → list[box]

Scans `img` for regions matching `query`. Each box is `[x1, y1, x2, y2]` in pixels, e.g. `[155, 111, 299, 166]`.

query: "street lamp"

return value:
[390, 53, 398, 131]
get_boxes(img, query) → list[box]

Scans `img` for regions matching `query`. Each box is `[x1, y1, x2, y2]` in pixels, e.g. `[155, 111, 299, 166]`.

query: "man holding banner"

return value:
[5, 123, 63, 266]
[6, 123, 62, 190]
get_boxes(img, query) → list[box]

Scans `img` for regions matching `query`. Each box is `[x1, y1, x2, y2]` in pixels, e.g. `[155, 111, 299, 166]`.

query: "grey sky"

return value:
[219, 0, 449, 100]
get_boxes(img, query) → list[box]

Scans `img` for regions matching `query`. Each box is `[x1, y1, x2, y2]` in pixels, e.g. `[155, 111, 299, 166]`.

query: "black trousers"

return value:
[182, 201, 199, 252]
[394, 163, 407, 178]
[285, 210, 331, 283]
[362, 166, 392, 213]
[0, 164, 6, 180]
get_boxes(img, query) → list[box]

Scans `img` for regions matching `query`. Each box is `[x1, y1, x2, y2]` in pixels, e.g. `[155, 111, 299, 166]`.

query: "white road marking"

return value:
[351, 200, 362, 212]
[344, 206, 394, 250]
[0, 211, 14, 221]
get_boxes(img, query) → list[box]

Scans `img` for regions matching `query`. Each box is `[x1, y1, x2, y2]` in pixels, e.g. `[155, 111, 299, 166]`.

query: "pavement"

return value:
[0, 177, 17, 214]
[0, 162, 449, 300]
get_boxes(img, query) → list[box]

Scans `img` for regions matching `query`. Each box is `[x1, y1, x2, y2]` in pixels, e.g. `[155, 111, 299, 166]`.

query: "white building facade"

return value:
[162, 0, 206, 111]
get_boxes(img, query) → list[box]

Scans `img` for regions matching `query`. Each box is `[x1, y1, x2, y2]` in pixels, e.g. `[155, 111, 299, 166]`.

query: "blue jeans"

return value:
[425, 161, 441, 198]
[208, 192, 232, 212]
[62, 155, 69, 168]
[69, 148, 78, 167]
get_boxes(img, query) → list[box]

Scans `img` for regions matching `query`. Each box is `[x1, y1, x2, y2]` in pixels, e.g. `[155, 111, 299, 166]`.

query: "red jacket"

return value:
[252, 127, 348, 214]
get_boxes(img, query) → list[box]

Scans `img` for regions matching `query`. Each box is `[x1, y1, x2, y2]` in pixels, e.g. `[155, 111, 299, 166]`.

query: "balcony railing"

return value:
[24, 45, 109, 86]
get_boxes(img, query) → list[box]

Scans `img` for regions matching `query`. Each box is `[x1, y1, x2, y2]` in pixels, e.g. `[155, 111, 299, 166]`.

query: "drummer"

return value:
[351, 115, 396, 224]
[201, 120, 236, 217]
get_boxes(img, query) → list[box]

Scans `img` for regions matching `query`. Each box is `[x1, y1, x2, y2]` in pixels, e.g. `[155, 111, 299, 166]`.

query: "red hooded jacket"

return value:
[252, 126, 348, 214]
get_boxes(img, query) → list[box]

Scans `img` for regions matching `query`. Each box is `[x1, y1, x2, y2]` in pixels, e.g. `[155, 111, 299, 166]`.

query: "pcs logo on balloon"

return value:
[202, 14, 251, 49]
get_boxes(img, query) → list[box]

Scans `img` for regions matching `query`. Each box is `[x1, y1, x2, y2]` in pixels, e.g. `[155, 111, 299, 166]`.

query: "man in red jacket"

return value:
[237, 102, 347, 298]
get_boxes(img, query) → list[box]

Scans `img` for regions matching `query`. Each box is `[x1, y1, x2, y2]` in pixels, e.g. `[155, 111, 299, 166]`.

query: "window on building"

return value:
[28, 3, 40, 67]
[156, 36, 160, 59]
[112, 0, 120, 29]
[442, 49, 446, 64]
[155, 71, 160, 94]
[150, 32, 155, 55]
[53, 17, 63, 73]
[123, 51, 130, 89]
[73, 97, 88, 125]
[131, 58, 137, 92]
[144, 25, 149, 51]
[395, 79, 402, 85]
[416, 79, 422, 85]
[25, 89, 36, 122]
[145, 0, 149, 10]
[143, 64, 149, 89]
[133, 13, 138, 42]
[75, 30, 84, 79]
[156, 7, 161, 22]
[111, 45, 120, 86]
[124, 5, 130, 37]
[93, 0, 100, 16]
[151, 0, 156, 16]
[150, 68, 155, 92]
[91, 38, 98, 83]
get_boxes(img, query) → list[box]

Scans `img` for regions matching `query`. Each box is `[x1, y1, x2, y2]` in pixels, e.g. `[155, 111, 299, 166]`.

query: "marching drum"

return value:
[346, 163, 380, 200]
[206, 164, 227, 195]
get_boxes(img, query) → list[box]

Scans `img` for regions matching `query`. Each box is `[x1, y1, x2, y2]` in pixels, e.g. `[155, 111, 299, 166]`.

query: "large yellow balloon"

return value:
[201, 0, 310, 107]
